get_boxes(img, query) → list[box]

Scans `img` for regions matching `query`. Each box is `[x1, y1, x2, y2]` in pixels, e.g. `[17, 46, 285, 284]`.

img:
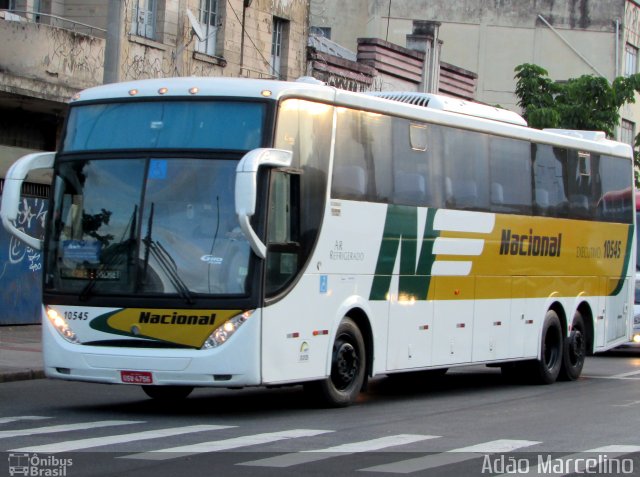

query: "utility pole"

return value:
[103, 0, 123, 84]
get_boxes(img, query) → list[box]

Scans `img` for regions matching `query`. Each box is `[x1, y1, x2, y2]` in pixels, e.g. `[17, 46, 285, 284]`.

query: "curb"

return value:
[0, 369, 46, 383]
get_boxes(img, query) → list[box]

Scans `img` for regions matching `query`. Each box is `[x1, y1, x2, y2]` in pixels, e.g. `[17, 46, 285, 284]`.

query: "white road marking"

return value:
[11, 425, 233, 453]
[122, 429, 333, 461]
[0, 421, 142, 439]
[239, 434, 439, 468]
[361, 439, 541, 474]
[0, 416, 49, 425]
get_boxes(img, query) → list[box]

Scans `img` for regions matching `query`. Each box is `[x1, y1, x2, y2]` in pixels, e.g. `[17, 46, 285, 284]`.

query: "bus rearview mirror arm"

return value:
[0, 152, 55, 251]
[235, 148, 293, 259]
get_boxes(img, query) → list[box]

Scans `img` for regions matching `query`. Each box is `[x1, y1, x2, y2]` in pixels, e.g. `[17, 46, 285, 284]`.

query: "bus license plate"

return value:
[120, 371, 153, 384]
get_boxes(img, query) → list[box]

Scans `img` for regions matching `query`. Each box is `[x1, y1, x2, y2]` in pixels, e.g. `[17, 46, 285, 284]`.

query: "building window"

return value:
[131, 0, 156, 39]
[625, 43, 638, 77]
[621, 119, 635, 148]
[310, 26, 331, 39]
[196, 0, 218, 56]
[271, 18, 288, 79]
[0, 0, 16, 9]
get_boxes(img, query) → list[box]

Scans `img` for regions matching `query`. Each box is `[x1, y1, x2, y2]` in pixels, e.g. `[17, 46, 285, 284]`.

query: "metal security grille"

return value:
[0, 180, 50, 199]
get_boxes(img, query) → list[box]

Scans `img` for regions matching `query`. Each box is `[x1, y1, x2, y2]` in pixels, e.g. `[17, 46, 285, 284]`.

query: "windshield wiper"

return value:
[139, 202, 194, 304]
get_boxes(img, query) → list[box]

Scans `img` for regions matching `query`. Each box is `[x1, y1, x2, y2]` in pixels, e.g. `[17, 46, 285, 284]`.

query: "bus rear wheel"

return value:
[559, 311, 586, 381]
[528, 310, 563, 384]
[142, 385, 193, 401]
[305, 317, 366, 407]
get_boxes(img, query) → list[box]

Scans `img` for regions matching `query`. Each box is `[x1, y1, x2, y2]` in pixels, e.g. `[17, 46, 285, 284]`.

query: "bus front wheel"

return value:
[305, 317, 366, 407]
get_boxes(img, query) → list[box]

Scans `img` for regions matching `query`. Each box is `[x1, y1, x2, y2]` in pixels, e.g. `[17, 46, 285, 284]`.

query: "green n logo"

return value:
[369, 205, 439, 300]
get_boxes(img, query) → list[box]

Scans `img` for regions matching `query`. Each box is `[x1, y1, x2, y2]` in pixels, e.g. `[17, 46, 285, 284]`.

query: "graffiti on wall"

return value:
[0, 198, 48, 325]
[120, 0, 177, 80]
[42, 27, 105, 88]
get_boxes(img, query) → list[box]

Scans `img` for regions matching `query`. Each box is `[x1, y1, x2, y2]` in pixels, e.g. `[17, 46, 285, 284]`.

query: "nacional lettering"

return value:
[499, 229, 562, 257]
[139, 311, 216, 325]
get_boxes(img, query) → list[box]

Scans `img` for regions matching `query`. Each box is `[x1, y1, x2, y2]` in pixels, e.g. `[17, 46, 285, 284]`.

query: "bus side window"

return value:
[489, 136, 532, 214]
[442, 127, 489, 211]
[332, 164, 367, 198]
[598, 154, 634, 223]
[394, 171, 426, 205]
[533, 145, 569, 218]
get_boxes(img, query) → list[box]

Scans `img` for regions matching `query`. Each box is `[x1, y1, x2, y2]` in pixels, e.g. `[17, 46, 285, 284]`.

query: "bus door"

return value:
[603, 277, 630, 346]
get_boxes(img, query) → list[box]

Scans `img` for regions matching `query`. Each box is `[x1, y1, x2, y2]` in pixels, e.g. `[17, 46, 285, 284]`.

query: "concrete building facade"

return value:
[310, 0, 640, 145]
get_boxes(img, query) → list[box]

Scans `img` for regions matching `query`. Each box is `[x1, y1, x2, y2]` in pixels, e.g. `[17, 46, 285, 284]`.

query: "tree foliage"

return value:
[514, 63, 640, 186]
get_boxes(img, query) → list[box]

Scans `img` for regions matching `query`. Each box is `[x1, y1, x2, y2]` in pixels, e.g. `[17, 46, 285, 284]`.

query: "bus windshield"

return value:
[63, 101, 265, 152]
[45, 157, 251, 298]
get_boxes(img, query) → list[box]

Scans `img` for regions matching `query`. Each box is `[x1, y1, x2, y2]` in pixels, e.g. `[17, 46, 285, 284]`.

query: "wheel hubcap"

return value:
[332, 340, 360, 390]
[568, 328, 585, 366]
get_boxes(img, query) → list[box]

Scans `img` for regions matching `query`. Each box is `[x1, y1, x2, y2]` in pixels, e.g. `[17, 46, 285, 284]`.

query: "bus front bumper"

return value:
[41, 311, 262, 388]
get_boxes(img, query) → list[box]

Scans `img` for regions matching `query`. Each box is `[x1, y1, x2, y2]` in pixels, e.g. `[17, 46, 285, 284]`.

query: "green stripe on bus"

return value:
[369, 206, 439, 301]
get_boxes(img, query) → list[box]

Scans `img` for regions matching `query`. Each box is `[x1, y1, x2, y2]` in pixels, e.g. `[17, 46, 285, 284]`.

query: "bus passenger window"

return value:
[394, 171, 426, 205]
[533, 145, 569, 218]
[332, 165, 367, 199]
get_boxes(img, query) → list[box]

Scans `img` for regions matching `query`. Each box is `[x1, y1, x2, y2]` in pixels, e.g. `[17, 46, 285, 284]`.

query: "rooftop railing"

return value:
[0, 9, 106, 37]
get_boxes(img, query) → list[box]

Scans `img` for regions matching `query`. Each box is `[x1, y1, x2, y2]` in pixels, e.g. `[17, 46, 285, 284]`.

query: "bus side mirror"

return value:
[235, 148, 293, 259]
[0, 152, 55, 251]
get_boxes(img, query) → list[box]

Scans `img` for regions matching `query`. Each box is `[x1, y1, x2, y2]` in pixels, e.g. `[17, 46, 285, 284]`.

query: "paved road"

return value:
[1, 350, 639, 477]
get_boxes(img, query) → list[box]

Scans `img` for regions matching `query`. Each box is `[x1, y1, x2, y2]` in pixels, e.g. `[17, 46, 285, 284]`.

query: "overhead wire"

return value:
[226, 0, 281, 79]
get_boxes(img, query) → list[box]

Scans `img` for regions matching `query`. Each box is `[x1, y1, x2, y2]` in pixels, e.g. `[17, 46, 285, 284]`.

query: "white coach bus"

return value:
[1, 78, 635, 406]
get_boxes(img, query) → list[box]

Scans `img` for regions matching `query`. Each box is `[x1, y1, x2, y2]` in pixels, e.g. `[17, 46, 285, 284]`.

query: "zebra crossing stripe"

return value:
[10, 425, 233, 453]
[494, 445, 640, 477]
[239, 434, 440, 468]
[0, 416, 49, 425]
[122, 429, 333, 461]
[451, 439, 542, 454]
[361, 439, 541, 474]
[611, 370, 640, 378]
[0, 420, 142, 439]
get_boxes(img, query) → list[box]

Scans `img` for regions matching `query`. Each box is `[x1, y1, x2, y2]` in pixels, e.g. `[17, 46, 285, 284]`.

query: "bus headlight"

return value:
[46, 308, 80, 344]
[202, 310, 253, 349]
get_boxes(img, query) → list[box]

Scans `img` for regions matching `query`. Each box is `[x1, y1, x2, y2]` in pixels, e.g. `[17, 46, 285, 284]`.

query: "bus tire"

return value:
[305, 317, 366, 407]
[529, 310, 563, 384]
[558, 311, 586, 381]
[142, 385, 193, 401]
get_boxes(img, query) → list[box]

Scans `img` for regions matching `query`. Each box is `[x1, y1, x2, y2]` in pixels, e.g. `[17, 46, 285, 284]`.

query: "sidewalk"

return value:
[0, 325, 44, 383]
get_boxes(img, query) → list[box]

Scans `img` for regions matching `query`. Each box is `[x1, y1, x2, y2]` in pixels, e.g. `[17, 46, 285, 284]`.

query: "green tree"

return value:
[514, 63, 640, 186]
